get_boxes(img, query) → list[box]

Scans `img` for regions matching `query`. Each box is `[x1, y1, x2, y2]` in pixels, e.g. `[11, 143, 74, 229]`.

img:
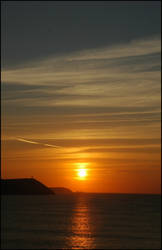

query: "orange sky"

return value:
[1, 135, 161, 194]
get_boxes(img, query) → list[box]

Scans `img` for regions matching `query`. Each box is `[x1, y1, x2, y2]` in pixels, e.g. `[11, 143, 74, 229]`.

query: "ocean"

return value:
[1, 193, 161, 249]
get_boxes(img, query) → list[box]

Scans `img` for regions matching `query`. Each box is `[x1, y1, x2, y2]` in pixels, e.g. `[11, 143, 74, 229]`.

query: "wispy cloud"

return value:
[2, 36, 160, 87]
[67, 36, 161, 61]
[1, 36, 161, 142]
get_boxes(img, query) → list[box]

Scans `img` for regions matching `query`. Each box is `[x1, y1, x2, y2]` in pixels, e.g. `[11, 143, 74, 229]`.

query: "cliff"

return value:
[1, 178, 55, 195]
[50, 187, 72, 194]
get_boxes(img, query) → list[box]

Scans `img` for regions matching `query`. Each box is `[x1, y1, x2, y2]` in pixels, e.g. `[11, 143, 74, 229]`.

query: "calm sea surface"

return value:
[1, 193, 161, 249]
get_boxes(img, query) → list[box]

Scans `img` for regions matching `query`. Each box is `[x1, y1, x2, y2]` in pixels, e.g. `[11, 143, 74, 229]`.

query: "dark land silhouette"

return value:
[1, 178, 55, 195]
[50, 187, 73, 194]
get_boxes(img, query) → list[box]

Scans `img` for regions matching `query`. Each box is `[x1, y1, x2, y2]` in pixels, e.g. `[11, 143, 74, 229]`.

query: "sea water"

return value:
[1, 193, 161, 249]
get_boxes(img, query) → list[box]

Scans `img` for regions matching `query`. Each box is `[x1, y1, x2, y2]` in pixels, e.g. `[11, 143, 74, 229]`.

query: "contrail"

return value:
[16, 138, 61, 148]
[44, 143, 60, 148]
[16, 138, 39, 144]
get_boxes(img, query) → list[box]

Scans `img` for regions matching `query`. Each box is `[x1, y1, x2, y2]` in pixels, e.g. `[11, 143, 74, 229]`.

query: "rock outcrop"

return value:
[1, 178, 55, 195]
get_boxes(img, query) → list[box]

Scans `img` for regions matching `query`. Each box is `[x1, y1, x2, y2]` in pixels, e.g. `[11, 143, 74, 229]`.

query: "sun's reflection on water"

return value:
[69, 194, 95, 249]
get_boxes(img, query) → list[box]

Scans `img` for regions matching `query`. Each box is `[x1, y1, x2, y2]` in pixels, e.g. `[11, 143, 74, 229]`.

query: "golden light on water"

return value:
[70, 195, 95, 249]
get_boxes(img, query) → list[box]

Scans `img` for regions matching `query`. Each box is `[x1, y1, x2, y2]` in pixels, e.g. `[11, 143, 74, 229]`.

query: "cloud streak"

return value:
[1, 36, 161, 146]
[2, 36, 160, 86]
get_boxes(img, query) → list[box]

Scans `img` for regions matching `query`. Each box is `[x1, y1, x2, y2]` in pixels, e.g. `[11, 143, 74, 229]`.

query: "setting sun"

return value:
[77, 169, 87, 179]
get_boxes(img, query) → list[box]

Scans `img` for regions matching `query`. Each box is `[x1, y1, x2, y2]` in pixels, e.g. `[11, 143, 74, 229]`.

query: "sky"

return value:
[1, 1, 161, 193]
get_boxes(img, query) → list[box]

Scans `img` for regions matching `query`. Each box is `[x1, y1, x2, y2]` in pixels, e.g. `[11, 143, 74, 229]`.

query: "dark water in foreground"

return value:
[1, 193, 161, 249]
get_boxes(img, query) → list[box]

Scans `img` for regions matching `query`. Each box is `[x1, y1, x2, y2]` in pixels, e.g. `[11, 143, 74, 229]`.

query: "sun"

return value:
[75, 162, 89, 180]
[77, 168, 87, 178]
